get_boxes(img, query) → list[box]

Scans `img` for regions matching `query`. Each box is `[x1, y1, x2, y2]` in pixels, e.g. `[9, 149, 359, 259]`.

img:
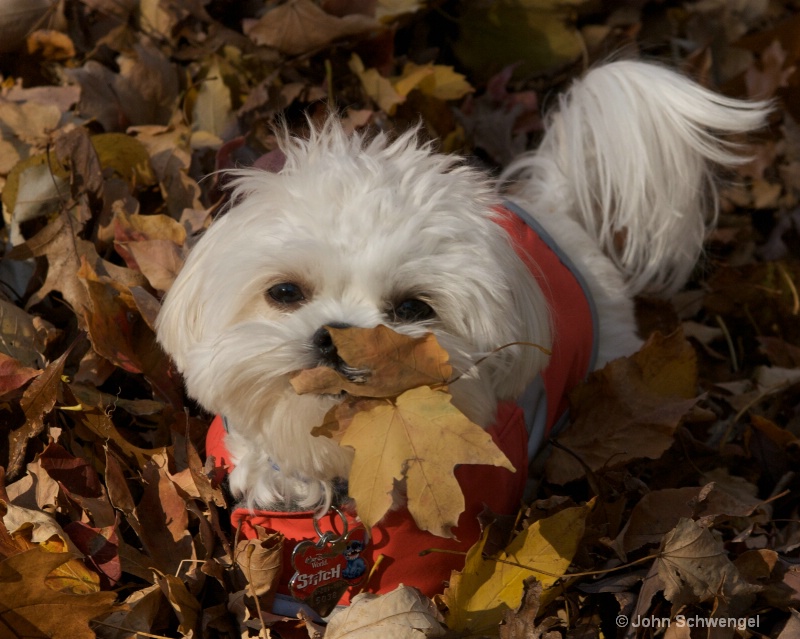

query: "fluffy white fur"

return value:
[156, 60, 769, 513]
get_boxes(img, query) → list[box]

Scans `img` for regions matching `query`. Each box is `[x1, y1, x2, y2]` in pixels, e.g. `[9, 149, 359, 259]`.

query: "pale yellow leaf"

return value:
[341, 386, 514, 538]
[193, 56, 235, 140]
[407, 63, 473, 101]
[393, 63, 435, 98]
[350, 54, 404, 114]
[326, 585, 446, 638]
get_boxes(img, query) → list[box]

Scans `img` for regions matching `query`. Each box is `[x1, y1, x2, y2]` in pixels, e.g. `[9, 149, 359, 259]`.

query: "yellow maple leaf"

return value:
[340, 386, 515, 538]
[350, 55, 473, 115]
[443, 501, 593, 634]
[393, 63, 436, 98]
[349, 54, 405, 114]
[405, 62, 473, 101]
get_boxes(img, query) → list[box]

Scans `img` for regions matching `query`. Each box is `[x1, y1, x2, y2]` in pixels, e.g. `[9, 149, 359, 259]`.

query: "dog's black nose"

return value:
[313, 323, 351, 361]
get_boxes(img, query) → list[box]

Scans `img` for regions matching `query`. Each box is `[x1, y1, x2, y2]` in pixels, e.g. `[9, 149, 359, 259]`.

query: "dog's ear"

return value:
[155, 217, 232, 373]
[155, 249, 205, 373]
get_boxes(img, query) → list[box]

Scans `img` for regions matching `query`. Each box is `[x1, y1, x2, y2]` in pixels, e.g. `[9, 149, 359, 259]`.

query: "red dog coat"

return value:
[205, 201, 597, 616]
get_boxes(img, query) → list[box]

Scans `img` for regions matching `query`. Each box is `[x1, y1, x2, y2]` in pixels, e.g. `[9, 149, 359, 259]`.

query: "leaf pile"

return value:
[1, 1, 800, 637]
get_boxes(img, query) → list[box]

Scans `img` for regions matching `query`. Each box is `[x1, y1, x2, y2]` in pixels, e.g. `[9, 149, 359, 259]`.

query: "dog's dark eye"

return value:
[267, 282, 305, 305]
[392, 298, 435, 322]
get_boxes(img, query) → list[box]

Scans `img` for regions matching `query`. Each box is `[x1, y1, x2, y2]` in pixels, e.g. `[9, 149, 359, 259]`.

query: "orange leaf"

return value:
[291, 325, 451, 398]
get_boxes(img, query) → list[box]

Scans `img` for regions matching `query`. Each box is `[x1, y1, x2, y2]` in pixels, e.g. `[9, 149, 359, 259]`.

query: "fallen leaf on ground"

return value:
[0, 353, 40, 397]
[326, 584, 446, 638]
[498, 579, 561, 639]
[0, 546, 117, 639]
[443, 502, 592, 635]
[545, 331, 701, 484]
[245, 0, 377, 56]
[8, 344, 73, 478]
[656, 518, 758, 614]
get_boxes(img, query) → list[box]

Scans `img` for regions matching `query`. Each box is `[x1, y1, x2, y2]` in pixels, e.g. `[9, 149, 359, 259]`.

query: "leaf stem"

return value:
[421, 547, 661, 580]
[448, 341, 551, 385]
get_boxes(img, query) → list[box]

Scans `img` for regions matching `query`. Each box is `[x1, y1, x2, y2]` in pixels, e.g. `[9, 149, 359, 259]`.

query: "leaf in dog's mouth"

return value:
[289, 325, 452, 398]
[291, 324, 516, 539]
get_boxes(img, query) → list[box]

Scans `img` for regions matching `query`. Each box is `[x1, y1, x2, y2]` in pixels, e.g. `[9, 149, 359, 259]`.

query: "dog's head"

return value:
[156, 119, 550, 508]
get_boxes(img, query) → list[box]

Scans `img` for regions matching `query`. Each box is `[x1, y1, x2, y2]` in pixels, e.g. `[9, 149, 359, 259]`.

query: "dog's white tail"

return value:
[503, 60, 771, 296]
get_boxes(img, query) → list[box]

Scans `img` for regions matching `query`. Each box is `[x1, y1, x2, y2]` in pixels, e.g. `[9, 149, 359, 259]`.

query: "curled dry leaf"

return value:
[234, 528, 283, 602]
[8, 343, 73, 479]
[325, 584, 446, 639]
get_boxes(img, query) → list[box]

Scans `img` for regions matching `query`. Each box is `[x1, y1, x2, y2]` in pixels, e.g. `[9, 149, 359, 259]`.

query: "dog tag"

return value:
[289, 508, 369, 617]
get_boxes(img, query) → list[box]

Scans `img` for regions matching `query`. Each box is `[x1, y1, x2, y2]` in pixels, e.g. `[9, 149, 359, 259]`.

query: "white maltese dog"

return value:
[156, 61, 768, 609]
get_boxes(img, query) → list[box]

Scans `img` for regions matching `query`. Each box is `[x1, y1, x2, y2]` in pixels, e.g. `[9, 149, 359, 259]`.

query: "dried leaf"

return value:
[0, 353, 40, 397]
[191, 56, 236, 143]
[0, 300, 51, 368]
[656, 518, 759, 614]
[350, 55, 473, 114]
[121, 239, 186, 292]
[156, 573, 202, 637]
[498, 579, 561, 639]
[8, 344, 72, 478]
[350, 54, 405, 113]
[77, 259, 182, 406]
[454, 0, 585, 80]
[613, 482, 764, 556]
[63, 522, 121, 588]
[95, 584, 164, 639]
[545, 332, 701, 484]
[135, 455, 194, 575]
[326, 585, 446, 638]
[291, 325, 451, 398]
[245, 0, 377, 56]
[234, 531, 283, 598]
[0, 547, 116, 639]
[26, 29, 75, 60]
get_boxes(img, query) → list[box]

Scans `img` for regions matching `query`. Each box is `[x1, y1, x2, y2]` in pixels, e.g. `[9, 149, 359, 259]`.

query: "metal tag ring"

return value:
[313, 506, 349, 543]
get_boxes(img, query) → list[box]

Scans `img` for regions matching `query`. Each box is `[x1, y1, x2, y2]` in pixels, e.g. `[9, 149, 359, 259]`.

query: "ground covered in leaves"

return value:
[1, 0, 800, 637]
